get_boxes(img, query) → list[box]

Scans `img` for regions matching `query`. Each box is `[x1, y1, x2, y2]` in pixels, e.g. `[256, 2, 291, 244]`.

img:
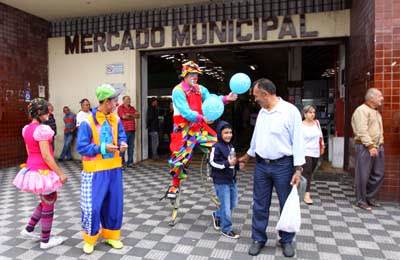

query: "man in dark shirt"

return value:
[46, 103, 57, 151]
[147, 98, 159, 160]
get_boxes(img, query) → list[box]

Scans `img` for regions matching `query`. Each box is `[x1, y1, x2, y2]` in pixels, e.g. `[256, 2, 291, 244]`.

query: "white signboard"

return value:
[38, 85, 46, 98]
[106, 63, 124, 75]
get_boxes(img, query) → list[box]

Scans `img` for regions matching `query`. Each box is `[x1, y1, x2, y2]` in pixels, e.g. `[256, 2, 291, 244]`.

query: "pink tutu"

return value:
[13, 167, 63, 194]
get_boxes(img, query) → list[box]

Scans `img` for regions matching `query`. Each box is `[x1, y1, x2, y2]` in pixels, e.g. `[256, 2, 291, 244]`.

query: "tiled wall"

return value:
[0, 3, 50, 167]
[374, 0, 400, 201]
[349, 0, 400, 201]
[347, 1, 376, 172]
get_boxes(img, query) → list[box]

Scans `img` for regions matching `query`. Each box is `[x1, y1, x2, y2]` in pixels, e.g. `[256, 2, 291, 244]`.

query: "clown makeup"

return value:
[186, 73, 199, 88]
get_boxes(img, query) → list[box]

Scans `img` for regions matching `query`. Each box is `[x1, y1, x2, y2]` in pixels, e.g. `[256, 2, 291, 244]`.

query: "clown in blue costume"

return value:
[77, 84, 127, 254]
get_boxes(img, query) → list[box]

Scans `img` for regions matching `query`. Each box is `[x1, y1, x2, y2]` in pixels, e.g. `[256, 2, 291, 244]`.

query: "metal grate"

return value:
[51, 0, 350, 37]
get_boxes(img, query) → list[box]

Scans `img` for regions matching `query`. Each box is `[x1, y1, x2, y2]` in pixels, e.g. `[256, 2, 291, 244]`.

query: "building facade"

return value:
[0, 0, 399, 201]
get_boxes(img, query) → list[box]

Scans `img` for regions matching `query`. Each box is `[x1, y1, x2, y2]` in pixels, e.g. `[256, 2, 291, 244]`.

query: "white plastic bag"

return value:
[276, 185, 301, 233]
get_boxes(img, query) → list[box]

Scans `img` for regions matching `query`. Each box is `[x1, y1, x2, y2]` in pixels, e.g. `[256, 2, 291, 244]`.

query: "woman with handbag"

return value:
[301, 105, 324, 205]
[13, 98, 68, 249]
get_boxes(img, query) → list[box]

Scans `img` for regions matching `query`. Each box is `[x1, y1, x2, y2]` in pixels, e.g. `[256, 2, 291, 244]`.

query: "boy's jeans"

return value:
[214, 183, 238, 233]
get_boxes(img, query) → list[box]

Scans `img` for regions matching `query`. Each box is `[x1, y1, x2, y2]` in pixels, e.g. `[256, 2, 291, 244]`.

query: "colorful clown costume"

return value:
[168, 80, 230, 194]
[77, 107, 126, 251]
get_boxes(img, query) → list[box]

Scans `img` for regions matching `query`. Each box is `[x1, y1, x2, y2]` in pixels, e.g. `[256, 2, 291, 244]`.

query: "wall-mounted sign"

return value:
[65, 14, 319, 55]
[38, 85, 46, 98]
[24, 90, 31, 102]
[106, 63, 124, 74]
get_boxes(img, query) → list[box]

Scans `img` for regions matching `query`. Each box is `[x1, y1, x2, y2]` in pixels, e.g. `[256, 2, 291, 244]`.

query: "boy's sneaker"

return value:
[221, 231, 240, 239]
[166, 185, 179, 199]
[40, 236, 64, 249]
[212, 212, 221, 231]
[20, 228, 40, 241]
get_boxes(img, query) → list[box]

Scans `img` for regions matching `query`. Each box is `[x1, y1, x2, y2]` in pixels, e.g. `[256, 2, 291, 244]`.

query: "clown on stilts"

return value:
[166, 61, 238, 199]
[77, 84, 127, 254]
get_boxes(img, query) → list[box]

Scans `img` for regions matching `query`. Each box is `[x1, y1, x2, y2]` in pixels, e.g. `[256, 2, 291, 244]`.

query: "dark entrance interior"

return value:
[146, 43, 340, 161]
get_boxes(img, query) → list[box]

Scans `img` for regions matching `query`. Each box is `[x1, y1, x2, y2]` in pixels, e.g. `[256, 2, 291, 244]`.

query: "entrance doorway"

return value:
[142, 40, 346, 170]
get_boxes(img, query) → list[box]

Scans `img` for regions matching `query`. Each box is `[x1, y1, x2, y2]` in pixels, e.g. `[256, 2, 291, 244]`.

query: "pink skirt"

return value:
[13, 168, 63, 194]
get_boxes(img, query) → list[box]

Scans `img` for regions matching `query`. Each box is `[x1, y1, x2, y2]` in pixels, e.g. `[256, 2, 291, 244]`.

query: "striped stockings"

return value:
[25, 192, 57, 243]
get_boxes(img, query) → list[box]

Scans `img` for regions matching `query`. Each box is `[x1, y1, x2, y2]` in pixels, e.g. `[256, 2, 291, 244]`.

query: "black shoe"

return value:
[281, 242, 295, 257]
[66, 158, 73, 161]
[221, 230, 240, 239]
[57, 158, 63, 162]
[248, 241, 264, 256]
[211, 212, 221, 231]
[367, 199, 381, 207]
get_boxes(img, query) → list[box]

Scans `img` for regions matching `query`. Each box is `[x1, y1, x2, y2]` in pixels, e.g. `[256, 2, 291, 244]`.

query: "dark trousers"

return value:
[355, 144, 385, 204]
[303, 156, 319, 192]
[121, 131, 135, 165]
[252, 156, 295, 244]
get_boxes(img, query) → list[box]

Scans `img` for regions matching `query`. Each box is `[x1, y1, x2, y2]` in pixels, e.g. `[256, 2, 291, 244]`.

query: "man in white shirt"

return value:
[239, 78, 305, 258]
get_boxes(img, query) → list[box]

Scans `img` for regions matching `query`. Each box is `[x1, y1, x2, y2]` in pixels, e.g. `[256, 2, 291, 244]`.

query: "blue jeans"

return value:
[59, 132, 74, 160]
[214, 183, 238, 233]
[252, 156, 295, 244]
[121, 131, 135, 165]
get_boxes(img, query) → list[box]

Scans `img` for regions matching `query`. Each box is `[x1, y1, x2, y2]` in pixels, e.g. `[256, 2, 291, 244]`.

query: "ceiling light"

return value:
[250, 65, 258, 70]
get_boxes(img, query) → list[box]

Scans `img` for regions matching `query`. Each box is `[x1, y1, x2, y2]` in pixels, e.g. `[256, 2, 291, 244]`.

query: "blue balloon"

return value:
[229, 73, 251, 94]
[202, 96, 224, 121]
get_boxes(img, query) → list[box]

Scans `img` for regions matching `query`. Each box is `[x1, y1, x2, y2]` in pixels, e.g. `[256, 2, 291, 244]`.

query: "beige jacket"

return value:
[351, 104, 384, 149]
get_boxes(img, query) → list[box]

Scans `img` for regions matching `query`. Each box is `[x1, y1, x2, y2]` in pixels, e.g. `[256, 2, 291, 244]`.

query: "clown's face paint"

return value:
[185, 73, 199, 88]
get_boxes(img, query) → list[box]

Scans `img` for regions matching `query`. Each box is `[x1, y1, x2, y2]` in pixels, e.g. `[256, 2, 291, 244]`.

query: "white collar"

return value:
[261, 97, 284, 114]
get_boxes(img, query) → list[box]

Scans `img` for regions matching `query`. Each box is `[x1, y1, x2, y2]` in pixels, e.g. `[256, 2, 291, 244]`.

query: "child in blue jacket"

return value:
[209, 120, 243, 239]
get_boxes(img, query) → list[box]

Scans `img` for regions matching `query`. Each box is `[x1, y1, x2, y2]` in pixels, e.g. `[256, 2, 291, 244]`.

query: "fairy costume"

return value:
[167, 61, 231, 198]
[14, 98, 65, 248]
[14, 124, 62, 194]
[77, 84, 127, 254]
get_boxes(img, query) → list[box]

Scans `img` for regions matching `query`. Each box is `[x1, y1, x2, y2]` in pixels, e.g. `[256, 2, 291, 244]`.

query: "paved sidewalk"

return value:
[1, 161, 400, 260]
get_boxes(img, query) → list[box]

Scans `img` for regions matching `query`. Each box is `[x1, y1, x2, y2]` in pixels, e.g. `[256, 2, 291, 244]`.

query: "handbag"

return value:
[315, 120, 325, 155]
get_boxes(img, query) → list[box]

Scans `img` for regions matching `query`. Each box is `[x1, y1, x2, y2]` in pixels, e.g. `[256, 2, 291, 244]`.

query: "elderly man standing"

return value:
[239, 78, 305, 258]
[351, 88, 384, 211]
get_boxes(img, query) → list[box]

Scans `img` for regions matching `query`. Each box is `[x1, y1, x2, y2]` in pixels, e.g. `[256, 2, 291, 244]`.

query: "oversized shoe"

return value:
[83, 239, 123, 254]
[104, 239, 124, 249]
[83, 242, 95, 254]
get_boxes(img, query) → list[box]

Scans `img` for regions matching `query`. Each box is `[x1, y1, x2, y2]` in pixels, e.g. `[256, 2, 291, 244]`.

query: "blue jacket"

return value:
[209, 121, 239, 184]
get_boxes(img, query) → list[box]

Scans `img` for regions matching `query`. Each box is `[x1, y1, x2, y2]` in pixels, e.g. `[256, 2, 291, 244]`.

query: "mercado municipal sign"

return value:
[65, 14, 321, 54]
